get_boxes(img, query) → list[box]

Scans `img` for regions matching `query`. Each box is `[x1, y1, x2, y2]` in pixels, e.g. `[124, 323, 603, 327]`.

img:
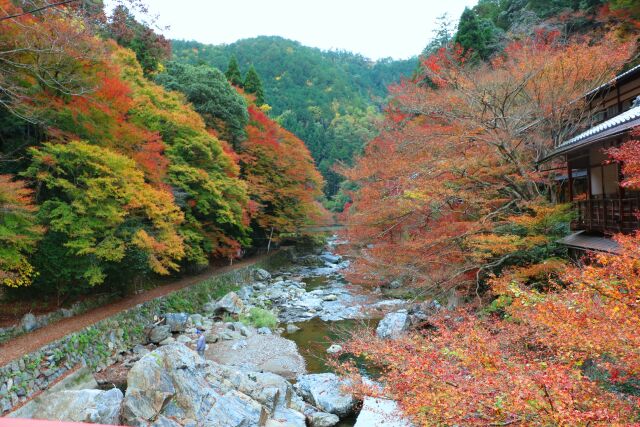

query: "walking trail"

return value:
[0, 254, 271, 368]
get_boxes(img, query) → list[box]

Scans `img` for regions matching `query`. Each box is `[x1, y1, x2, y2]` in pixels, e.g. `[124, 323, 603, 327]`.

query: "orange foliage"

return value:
[341, 32, 634, 294]
[336, 311, 638, 426]
[241, 106, 326, 239]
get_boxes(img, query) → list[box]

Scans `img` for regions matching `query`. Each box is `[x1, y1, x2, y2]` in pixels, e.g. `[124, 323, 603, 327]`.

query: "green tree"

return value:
[454, 7, 501, 60]
[0, 175, 43, 287]
[24, 141, 185, 289]
[156, 61, 248, 147]
[225, 55, 244, 87]
[243, 65, 265, 106]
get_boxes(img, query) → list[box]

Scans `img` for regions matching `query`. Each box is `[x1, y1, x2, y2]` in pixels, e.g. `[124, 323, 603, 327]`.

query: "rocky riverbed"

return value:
[11, 239, 422, 426]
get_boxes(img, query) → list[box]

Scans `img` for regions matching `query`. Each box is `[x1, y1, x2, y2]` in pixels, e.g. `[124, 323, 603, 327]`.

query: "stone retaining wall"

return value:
[0, 250, 292, 415]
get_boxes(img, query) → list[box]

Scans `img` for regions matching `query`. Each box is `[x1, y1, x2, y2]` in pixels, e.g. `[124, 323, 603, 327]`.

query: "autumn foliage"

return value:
[0, 2, 325, 292]
[241, 105, 325, 242]
[340, 32, 634, 295]
[335, 23, 640, 426]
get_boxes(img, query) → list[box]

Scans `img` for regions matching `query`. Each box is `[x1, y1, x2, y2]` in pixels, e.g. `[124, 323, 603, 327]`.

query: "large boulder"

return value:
[21, 313, 38, 332]
[253, 268, 272, 281]
[122, 343, 316, 426]
[354, 397, 413, 427]
[149, 324, 171, 344]
[214, 291, 244, 315]
[309, 411, 340, 427]
[206, 334, 306, 379]
[122, 344, 267, 426]
[33, 388, 123, 424]
[294, 373, 356, 418]
[164, 313, 188, 332]
[376, 310, 410, 340]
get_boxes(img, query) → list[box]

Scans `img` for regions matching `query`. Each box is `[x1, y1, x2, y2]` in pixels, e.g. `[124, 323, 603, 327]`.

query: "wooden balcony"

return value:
[572, 197, 640, 234]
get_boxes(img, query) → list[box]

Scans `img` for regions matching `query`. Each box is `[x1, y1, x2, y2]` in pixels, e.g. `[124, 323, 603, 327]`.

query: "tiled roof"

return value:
[559, 105, 640, 148]
[585, 64, 640, 99]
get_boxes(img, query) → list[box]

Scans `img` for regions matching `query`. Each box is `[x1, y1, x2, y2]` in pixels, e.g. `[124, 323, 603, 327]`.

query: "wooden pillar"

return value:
[567, 158, 573, 202]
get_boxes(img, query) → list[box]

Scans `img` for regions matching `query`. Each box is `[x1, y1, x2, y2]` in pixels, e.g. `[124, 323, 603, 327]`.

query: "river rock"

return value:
[206, 334, 306, 379]
[326, 344, 342, 355]
[354, 397, 413, 427]
[205, 332, 219, 343]
[122, 344, 268, 426]
[286, 323, 301, 333]
[320, 253, 341, 264]
[294, 373, 356, 417]
[214, 291, 244, 315]
[33, 388, 123, 424]
[164, 313, 188, 332]
[253, 268, 272, 281]
[257, 327, 272, 335]
[176, 335, 192, 344]
[237, 286, 254, 301]
[376, 310, 409, 340]
[149, 325, 171, 344]
[20, 313, 38, 333]
[188, 314, 203, 328]
[309, 411, 340, 427]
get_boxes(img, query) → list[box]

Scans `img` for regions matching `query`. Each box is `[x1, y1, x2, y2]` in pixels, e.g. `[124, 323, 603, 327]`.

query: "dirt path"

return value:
[0, 254, 272, 368]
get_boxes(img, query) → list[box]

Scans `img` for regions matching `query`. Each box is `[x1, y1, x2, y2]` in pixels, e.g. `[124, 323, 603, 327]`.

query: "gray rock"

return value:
[203, 301, 217, 314]
[122, 344, 219, 425]
[176, 335, 192, 344]
[354, 397, 413, 427]
[286, 324, 301, 334]
[326, 344, 342, 355]
[159, 337, 175, 346]
[257, 327, 272, 335]
[309, 411, 340, 427]
[123, 344, 268, 426]
[207, 334, 306, 380]
[188, 314, 203, 327]
[295, 373, 356, 417]
[32, 388, 123, 424]
[149, 325, 171, 344]
[322, 294, 338, 302]
[253, 268, 272, 281]
[205, 333, 219, 343]
[132, 344, 150, 356]
[214, 291, 244, 315]
[376, 311, 410, 340]
[152, 415, 182, 427]
[385, 279, 403, 290]
[21, 313, 38, 333]
[164, 313, 188, 332]
[237, 286, 254, 301]
[267, 407, 306, 426]
[320, 253, 341, 264]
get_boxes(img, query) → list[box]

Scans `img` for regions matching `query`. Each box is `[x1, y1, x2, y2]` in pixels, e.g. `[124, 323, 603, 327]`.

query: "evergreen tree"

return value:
[244, 65, 265, 105]
[225, 55, 243, 87]
[454, 7, 500, 60]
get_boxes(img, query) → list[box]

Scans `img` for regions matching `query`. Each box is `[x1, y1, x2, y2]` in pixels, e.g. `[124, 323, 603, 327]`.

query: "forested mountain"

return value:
[451, 0, 639, 60]
[172, 37, 416, 197]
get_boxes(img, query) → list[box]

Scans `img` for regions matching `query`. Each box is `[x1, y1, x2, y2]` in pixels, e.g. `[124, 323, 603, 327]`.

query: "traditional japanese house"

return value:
[543, 64, 640, 253]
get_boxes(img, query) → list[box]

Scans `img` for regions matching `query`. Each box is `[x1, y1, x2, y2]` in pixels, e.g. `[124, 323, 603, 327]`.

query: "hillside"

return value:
[172, 36, 417, 196]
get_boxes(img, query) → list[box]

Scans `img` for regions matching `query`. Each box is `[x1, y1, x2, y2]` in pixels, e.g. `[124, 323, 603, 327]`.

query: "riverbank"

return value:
[4, 239, 417, 426]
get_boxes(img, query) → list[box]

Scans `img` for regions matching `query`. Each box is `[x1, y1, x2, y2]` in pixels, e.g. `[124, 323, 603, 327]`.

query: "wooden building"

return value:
[544, 64, 640, 252]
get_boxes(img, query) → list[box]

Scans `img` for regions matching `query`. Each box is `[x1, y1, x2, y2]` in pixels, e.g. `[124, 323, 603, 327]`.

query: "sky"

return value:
[129, 0, 479, 60]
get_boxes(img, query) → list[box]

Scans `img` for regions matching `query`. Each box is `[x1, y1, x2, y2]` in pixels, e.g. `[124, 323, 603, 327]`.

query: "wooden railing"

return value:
[572, 197, 640, 234]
